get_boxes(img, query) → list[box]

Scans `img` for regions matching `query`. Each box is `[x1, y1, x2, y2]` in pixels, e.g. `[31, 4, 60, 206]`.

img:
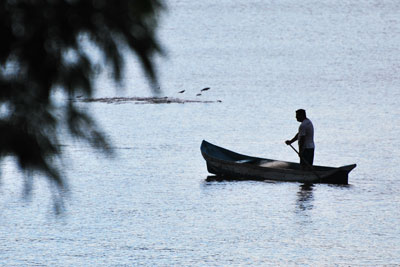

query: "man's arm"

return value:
[285, 133, 298, 145]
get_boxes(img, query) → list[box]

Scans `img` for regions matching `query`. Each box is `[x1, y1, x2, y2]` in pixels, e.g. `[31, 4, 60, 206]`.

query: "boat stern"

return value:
[321, 164, 357, 185]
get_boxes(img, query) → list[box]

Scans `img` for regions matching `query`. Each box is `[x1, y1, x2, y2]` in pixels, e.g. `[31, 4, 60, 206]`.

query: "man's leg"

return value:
[300, 149, 314, 169]
[304, 149, 314, 166]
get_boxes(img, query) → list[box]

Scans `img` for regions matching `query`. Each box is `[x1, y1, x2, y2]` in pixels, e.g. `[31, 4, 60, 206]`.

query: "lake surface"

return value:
[1, 0, 400, 265]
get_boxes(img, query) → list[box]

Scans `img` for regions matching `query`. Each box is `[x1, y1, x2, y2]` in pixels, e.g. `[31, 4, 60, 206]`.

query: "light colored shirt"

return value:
[298, 118, 315, 149]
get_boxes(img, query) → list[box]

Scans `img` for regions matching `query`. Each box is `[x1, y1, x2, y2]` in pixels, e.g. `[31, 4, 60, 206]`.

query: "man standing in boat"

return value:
[285, 109, 315, 168]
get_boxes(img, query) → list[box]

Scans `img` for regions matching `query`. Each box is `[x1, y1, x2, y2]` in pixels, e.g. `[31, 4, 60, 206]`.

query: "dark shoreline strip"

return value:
[75, 97, 221, 104]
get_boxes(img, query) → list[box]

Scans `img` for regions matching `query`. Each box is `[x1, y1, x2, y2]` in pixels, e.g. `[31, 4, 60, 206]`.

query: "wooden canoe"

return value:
[201, 140, 356, 184]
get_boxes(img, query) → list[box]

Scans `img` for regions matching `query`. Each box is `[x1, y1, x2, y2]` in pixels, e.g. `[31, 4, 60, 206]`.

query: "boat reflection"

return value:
[296, 183, 315, 211]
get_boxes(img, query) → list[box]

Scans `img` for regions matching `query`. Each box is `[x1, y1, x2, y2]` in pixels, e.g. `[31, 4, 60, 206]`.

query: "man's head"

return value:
[296, 109, 307, 122]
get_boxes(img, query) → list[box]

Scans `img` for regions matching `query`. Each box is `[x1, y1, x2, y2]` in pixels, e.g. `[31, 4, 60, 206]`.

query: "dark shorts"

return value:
[300, 148, 314, 167]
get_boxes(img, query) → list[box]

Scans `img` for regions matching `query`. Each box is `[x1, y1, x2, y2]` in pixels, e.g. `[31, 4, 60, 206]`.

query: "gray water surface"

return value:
[1, 0, 400, 265]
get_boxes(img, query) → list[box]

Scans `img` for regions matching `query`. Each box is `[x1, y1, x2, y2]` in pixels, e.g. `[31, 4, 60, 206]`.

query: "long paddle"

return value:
[288, 144, 322, 181]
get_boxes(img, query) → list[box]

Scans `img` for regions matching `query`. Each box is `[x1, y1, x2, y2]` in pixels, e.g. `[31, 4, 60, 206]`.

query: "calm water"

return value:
[1, 0, 400, 265]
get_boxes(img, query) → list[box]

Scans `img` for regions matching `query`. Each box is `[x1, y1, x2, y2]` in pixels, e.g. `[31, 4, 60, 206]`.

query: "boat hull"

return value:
[201, 140, 356, 185]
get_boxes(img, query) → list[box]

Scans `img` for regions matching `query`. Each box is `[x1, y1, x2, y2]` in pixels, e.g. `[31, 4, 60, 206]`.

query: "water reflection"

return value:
[296, 183, 314, 212]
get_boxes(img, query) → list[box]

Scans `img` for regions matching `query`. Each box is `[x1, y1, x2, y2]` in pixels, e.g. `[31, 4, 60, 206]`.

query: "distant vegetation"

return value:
[0, 0, 164, 207]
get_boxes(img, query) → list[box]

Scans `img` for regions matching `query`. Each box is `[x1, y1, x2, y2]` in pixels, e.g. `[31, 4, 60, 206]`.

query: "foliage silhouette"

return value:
[0, 0, 164, 200]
